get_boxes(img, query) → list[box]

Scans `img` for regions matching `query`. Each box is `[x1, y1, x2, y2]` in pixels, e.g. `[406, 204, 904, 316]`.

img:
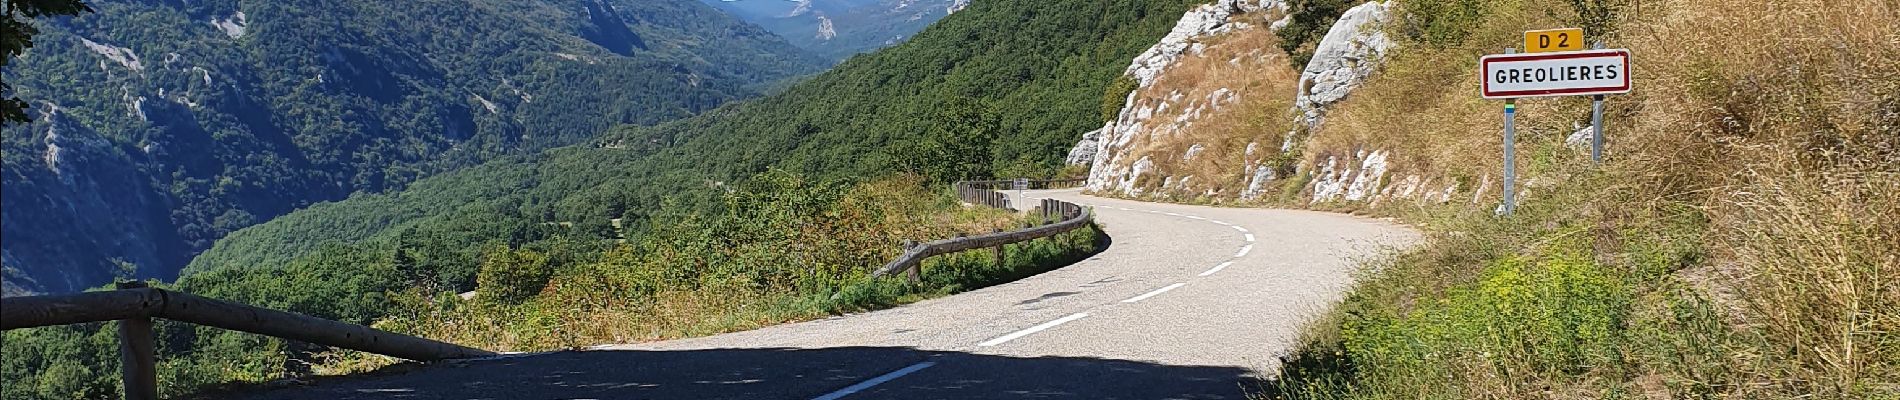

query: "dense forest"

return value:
[0, 0, 823, 294]
[2, 0, 1195, 397]
[187, 0, 1189, 279]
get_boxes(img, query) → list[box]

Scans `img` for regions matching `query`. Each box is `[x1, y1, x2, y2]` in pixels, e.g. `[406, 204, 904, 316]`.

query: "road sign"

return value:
[1524, 28, 1585, 53]
[1480, 49, 1631, 99]
[1013, 178, 1028, 191]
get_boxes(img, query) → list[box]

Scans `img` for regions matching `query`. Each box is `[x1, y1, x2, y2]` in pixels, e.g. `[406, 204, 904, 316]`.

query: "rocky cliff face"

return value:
[701, 0, 961, 61]
[1083, 0, 1294, 195]
[1079, 0, 1460, 208]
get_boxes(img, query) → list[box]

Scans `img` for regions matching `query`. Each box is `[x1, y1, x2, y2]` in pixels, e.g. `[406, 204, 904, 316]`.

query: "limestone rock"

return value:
[1066, 126, 1107, 165]
[1294, 1, 1392, 127]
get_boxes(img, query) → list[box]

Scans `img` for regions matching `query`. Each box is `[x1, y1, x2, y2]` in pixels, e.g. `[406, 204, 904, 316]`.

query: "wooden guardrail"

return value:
[872, 178, 1092, 279]
[0, 281, 495, 400]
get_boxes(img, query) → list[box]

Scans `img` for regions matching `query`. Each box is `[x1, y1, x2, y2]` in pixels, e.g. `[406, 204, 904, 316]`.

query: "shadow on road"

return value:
[220, 346, 1259, 400]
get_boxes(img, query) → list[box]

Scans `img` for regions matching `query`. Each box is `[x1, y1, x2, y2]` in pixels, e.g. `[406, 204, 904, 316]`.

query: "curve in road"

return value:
[236, 189, 1419, 400]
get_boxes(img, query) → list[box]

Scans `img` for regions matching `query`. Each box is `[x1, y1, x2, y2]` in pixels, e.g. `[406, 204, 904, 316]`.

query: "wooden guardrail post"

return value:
[902, 240, 921, 283]
[991, 228, 1005, 265]
[114, 281, 159, 400]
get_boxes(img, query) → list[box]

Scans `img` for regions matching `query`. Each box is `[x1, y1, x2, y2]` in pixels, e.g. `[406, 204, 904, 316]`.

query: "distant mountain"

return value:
[0, 0, 824, 295]
[702, 0, 967, 61]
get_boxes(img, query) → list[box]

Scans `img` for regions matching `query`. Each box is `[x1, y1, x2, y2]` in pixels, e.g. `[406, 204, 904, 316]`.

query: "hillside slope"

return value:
[0, 0, 823, 294]
[2, 0, 1196, 397]
[184, 0, 1196, 279]
[1071, 0, 1898, 397]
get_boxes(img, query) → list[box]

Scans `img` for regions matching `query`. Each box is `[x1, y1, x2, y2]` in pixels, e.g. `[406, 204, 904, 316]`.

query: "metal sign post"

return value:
[1590, 42, 1606, 165]
[1482, 32, 1632, 215]
[1501, 48, 1519, 216]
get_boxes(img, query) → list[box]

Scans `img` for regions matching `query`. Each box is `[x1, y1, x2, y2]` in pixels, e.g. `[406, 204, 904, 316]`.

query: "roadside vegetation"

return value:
[1, 172, 1103, 398]
[1259, 0, 1899, 399]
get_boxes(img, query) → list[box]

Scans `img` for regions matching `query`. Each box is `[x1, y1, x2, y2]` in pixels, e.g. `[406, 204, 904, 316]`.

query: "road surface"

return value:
[235, 189, 1419, 399]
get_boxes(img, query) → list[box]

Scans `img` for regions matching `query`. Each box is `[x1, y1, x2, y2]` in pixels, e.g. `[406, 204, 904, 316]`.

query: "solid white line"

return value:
[1231, 225, 1248, 233]
[978, 313, 1090, 347]
[1121, 283, 1187, 303]
[1198, 261, 1235, 277]
[1235, 245, 1253, 258]
[810, 361, 939, 400]
[1244, 233, 1256, 242]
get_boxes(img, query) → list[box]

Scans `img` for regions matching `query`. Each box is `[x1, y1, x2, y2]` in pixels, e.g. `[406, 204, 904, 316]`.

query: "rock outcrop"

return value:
[1084, 1, 1287, 194]
[1065, 127, 1105, 165]
[1293, 1, 1392, 126]
[1241, 0, 1393, 200]
[1124, 0, 1285, 88]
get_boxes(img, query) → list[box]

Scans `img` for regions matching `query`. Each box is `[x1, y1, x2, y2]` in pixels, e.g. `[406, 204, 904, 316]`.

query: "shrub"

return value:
[475, 244, 554, 304]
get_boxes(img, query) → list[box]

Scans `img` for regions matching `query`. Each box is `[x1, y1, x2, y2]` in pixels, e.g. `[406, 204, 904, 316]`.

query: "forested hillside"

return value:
[702, 0, 966, 61]
[4, 0, 1195, 397]
[188, 0, 1187, 279]
[0, 0, 823, 294]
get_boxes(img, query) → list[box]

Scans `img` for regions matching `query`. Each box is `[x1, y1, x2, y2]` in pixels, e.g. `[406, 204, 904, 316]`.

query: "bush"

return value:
[475, 244, 554, 304]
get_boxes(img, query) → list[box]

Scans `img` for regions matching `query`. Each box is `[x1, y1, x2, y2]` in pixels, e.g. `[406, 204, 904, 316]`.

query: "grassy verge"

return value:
[1257, 0, 1899, 398]
[362, 221, 1104, 356]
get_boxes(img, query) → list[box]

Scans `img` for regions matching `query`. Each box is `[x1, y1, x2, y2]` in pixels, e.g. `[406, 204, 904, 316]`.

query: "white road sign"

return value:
[1481, 49, 1631, 99]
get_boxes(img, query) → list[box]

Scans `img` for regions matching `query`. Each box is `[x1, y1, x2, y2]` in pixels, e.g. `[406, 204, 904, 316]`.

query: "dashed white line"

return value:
[978, 313, 1090, 347]
[1164, 212, 1182, 216]
[1212, 220, 1231, 226]
[1186, 215, 1206, 220]
[1231, 225, 1249, 233]
[1121, 283, 1187, 303]
[1235, 245, 1253, 258]
[810, 361, 938, 400]
[1244, 233, 1256, 242]
[1198, 261, 1235, 277]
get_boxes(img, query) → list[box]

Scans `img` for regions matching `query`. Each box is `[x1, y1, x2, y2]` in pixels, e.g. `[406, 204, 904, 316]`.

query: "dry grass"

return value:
[1109, 20, 1304, 198]
[1259, 0, 1898, 398]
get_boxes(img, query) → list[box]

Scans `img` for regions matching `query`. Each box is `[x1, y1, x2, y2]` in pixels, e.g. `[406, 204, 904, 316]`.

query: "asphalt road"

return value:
[233, 189, 1419, 400]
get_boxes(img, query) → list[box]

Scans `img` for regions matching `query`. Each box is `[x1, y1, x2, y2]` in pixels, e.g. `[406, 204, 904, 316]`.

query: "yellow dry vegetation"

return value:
[1112, 18, 1304, 199]
[1263, 0, 1898, 398]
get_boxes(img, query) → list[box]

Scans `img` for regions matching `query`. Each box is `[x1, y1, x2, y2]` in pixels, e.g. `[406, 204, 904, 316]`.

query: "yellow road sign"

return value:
[1524, 28, 1585, 53]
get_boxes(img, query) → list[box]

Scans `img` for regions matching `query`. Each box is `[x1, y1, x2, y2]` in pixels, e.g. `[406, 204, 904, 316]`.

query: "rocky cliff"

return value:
[1078, 0, 1468, 208]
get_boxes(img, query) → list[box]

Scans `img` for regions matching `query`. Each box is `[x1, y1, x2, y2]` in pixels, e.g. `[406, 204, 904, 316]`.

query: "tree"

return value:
[2, 0, 91, 126]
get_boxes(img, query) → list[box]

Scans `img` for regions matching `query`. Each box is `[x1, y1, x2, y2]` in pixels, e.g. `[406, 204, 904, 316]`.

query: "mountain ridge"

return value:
[0, 0, 824, 295]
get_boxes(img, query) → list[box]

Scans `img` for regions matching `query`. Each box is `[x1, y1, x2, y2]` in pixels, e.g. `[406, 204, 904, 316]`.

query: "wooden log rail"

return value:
[1, 281, 495, 400]
[873, 179, 1093, 278]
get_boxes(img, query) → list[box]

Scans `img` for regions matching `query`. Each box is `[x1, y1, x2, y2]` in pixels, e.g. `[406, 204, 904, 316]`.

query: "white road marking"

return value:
[1232, 226, 1248, 233]
[1235, 245, 1253, 257]
[1212, 220, 1231, 226]
[1186, 215, 1206, 220]
[1121, 283, 1187, 303]
[1244, 233, 1255, 242]
[1164, 212, 1182, 216]
[1198, 261, 1235, 277]
[810, 361, 938, 400]
[978, 313, 1090, 347]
